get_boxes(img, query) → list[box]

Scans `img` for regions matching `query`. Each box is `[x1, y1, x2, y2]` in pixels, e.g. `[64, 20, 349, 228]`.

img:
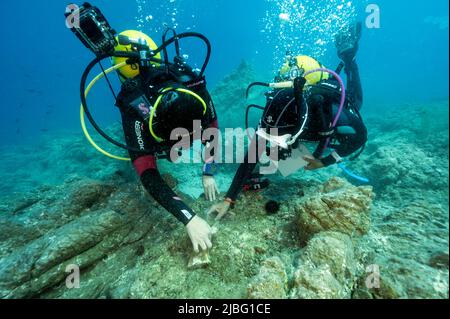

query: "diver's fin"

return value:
[335, 22, 363, 63]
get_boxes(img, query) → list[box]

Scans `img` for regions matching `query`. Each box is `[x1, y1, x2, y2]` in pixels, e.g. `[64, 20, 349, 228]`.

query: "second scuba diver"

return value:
[208, 22, 368, 220]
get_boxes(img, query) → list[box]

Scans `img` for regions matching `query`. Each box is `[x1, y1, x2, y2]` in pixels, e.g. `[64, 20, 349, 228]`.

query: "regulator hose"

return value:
[80, 54, 147, 154]
[246, 82, 270, 99]
[80, 62, 131, 161]
[245, 104, 265, 131]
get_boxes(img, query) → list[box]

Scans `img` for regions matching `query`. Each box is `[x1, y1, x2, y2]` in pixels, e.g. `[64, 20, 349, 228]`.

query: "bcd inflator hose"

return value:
[338, 163, 370, 184]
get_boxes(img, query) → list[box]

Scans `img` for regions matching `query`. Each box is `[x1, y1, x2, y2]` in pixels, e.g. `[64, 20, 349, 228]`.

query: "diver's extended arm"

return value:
[345, 60, 363, 111]
[320, 108, 368, 167]
[225, 160, 258, 202]
[140, 169, 196, 225]
[120, 108, 196, 225]
[201, 99, 220, 201]
[225, 135, 264, 202]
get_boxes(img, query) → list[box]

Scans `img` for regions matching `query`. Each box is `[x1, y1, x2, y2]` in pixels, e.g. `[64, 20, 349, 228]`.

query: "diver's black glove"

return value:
[293, 77, 307, 108]
[335, 22, 362, 65]
[294, 77, 307, 97]
[294, 77, 307, 90]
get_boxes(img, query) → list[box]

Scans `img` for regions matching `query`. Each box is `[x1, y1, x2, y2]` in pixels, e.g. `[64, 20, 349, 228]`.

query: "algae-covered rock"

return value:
[295, 178, 373, 242]
[302, 232, 357, 285]
[345, 101, 449, 206]
[0, 209, 126, 298]
[210, 60, 260, 129]
[293, 265, 345, 299]
[247, 257, 288, 299]
[291, 232, 357, 299]
[0, 177, 162, 299]
[320, 177, 350, 193]
[355, 143, 448, 201]
[352, 272, 405, 299]
[428, 252, 449, 270]
[354, 201, 449, 299]
[0, 179, 117, 258]
[188, 252, 211, 269]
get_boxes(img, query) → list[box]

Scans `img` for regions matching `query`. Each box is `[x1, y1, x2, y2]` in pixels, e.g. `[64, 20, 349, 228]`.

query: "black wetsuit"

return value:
[116, 67, 218, 225]
[226, 60, 367, 202]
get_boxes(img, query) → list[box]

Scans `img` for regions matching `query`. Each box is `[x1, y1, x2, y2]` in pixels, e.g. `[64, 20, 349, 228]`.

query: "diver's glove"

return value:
[203, 175, 220, 201]
[294, 76, 307, 91]
[335, 22, 362, 64]
[186, 216, 213, 253]
[207, 200, 234, 221]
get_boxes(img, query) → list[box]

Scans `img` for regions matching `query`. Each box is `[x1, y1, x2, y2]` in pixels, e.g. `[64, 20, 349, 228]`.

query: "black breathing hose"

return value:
[162, 28, 181, 73]
[246, 82, 270, 99]
[245, 104, 265, 131]
[163, 28, 181, 54]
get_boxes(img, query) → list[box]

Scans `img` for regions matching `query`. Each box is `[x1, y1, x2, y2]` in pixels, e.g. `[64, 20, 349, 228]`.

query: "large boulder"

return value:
[354, 201, 449, 299]
[0, 179, 159, 299]
[247, 257, 288, 299]
[0, 209, 126, 298]
[295, 178, 373, 242]
[291, 231, 358, 299]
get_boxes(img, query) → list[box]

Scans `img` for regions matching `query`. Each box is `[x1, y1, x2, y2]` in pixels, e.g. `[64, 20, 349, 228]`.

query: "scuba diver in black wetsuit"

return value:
[208, 22, 368, 220]
[66, 4, 219, 253]
[115, 30, 220, 253]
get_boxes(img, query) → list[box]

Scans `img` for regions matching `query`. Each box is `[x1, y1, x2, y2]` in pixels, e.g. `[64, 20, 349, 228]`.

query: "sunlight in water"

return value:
[262, 0, 360, 69]
[135, 0, 186, 33]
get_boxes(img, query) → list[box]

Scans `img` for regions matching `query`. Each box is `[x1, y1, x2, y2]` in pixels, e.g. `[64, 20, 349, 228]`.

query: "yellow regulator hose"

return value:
[80, 62, 131, 161]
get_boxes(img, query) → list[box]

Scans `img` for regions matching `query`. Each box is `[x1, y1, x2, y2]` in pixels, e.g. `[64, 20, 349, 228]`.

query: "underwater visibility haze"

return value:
[0, 0, 448, 300]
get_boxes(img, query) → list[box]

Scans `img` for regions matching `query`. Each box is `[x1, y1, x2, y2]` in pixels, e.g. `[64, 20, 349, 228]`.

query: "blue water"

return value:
[0, 0, 448, 146]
